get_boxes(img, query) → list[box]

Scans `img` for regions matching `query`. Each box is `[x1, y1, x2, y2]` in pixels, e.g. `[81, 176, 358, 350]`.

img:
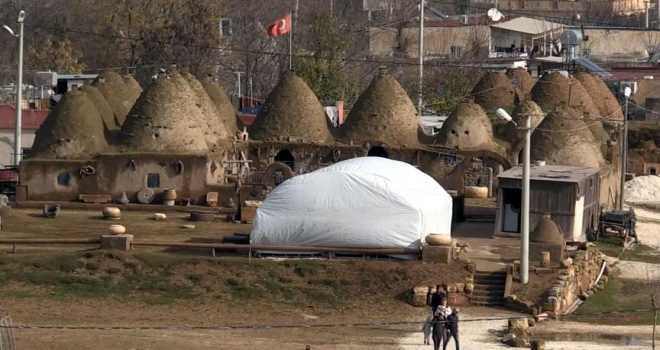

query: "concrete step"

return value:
[471, 290, 505, 297]
[474, 284, 505, 291]
[471, 300, 505, 306]
[470, 295, 504, 303]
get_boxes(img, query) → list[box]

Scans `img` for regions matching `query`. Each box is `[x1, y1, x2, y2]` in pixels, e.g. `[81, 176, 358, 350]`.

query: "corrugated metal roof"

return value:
[491, 17, 563, 35]
[497, 164, 601, 183]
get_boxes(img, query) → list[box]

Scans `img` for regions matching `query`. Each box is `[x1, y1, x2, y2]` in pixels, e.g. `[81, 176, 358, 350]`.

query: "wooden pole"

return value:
[132, 241, 420, 255]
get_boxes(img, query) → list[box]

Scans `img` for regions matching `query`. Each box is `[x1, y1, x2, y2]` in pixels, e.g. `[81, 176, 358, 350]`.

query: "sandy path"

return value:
[396, 310, 652, 350]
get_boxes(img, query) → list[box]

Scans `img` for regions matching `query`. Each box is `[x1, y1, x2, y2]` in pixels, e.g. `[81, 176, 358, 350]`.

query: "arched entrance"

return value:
[274, 149, 295, 170]
[367, 146, 389, 158]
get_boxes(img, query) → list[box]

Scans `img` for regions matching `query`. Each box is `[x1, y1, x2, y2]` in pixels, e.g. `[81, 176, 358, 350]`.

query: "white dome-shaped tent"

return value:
[251, 157, 453, 256]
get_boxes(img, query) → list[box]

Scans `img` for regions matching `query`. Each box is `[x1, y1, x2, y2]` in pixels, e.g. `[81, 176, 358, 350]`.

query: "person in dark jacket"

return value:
[443, 308, 459, 350]
[431, 312, 445, 350]
[430, 284, 447, 315]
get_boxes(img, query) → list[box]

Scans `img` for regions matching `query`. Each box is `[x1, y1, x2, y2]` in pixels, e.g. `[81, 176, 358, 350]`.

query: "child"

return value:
[422, 314, 433, 345]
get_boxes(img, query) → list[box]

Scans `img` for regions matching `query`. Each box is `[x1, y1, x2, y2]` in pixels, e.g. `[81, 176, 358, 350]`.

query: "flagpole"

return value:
[289, 17, 293, 71]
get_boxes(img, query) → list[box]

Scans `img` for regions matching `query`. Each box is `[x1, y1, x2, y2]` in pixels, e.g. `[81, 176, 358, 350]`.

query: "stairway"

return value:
[470, 271, 507, 306]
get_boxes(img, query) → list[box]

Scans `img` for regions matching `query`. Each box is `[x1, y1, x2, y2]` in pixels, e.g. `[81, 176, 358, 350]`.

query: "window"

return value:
[219, 18, 232, 37]
[582, 49, 591, 58]
[450, 46, 463, 59]
[21, 148, 31, 159]
[146, 173, 160, 188]
[552, 0, 558, 9]
[57, 172, 71, 186]
[519, 0, 525, 8]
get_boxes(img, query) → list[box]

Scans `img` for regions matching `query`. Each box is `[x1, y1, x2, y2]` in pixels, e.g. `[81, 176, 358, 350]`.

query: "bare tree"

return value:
[646, 263, 660, 349]
[638, 32, 660, 61]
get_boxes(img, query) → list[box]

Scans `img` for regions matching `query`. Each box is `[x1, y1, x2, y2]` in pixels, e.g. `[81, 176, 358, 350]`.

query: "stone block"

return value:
[464, 283, 474, 294]
[409, 287, 429, 307]
[100, 234, 133, 251]
[241, 207, 257, 224]
[79, 194, 112, 204]
[531, 340, 547, 350]
[601, 275, 609, 284]
[422, 245, 452, 264]
[540, 251, 551, 267]
[530, 242, 564, 263]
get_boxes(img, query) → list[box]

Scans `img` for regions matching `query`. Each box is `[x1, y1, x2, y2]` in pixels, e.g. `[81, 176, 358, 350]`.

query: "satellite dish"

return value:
[487, 8, 504, 22]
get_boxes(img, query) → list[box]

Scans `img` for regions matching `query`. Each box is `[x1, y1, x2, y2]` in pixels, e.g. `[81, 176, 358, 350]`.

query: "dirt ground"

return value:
[0, 250, 469, 349]
[0, 208, 250, 241]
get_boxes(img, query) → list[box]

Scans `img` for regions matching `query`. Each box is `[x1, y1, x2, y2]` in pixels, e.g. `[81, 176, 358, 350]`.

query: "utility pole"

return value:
[646, 1, 650, 28]
[520, 114, 531, 285]
[418, 0, 425, 115]
[14, 11, 25, 166]
[619, 88, 631, 210]
[657, 0, 660, 29]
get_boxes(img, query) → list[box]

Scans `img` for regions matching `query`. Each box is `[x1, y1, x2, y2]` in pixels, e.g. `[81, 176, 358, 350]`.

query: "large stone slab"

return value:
[100, 234, 133, 251]
[422, 245, 452, 264]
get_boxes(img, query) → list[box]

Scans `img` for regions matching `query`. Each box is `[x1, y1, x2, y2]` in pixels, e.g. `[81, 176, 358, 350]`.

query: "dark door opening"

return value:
[367, 146, 389, 158]
[274, 149, 295, 170]
[517, 150, 523, 164]
[650, 167, 657, 175]
[501, 188, 522, 233]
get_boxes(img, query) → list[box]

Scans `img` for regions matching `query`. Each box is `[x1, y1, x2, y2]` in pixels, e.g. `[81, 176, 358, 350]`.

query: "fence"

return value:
[0, 312, 15, 350]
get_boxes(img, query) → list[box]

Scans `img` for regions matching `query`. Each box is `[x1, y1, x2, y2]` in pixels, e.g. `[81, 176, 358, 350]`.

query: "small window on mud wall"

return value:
[146, 173, 161, 188]
[57, 172, 71, 186]
[650, 167, 658, 175]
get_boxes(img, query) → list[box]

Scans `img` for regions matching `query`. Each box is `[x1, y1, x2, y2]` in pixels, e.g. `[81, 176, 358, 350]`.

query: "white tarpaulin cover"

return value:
[251, 157, 452, 250]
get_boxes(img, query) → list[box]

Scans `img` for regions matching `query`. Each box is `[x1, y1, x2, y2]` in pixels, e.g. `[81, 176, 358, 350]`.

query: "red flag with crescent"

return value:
[267, 13, 292, 37]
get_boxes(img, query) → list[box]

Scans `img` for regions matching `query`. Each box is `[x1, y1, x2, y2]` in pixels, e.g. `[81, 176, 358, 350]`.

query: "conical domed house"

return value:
[530, 106, 604, 167]
[504, 99, 545, 141]
[201, 73, 238, 135]
[180, 69, 233, 145]
[435, 99, 503, 153]
[530, 72, 600, 116]
[250, 72, 333, 143]
[341, 67, 418, 147]
[78, 85, 118, 132]
[92, 75, 131, 126]
[122, 75, 143, 106]
[506, 68, 535, 96]
[30, 90, 108, 159]
[573, 72, 623, 120]
[119, 68, 209, 153]
[471, 72, 516, 110]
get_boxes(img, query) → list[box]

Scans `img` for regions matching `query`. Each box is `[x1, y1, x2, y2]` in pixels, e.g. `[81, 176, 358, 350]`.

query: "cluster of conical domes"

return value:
[31, 66, 240, 159]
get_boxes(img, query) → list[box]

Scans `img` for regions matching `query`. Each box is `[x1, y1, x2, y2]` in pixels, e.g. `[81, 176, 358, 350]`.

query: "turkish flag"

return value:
[267, 13, 292, 37]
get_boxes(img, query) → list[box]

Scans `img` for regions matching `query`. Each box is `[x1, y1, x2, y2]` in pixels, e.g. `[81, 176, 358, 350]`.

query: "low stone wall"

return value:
[408, 263, 475, 307]
[505, 247, 605, 316]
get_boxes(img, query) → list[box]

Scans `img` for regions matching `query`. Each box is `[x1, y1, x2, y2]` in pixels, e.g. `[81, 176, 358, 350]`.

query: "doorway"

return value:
[501, 188, 522, 233]
[367, 146, 389, 158]
[274, 149, 295, 170]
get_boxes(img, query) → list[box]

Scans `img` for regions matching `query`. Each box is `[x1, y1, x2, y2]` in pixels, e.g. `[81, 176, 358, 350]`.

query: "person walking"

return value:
[430, 284, 447, 315]
[431, 311, 445, 350]
[443, 308, 460, 350]
[422, 315, 433, 345]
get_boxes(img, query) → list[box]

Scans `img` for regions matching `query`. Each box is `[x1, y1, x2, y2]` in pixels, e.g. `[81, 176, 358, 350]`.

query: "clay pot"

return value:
[190, 211, 215, 222]
[425, 234, 452, 246]
[464, 186, 488, 198]
[102, 207, 121, 220]
[163, 189, 177, 201]
[108, 224, 126, 235]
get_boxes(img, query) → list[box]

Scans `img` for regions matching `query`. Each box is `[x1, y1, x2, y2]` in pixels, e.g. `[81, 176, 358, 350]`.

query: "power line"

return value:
[427, 0, 652, 28]
[0, 307, 656, 331]
[27, 24, 621, 73]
